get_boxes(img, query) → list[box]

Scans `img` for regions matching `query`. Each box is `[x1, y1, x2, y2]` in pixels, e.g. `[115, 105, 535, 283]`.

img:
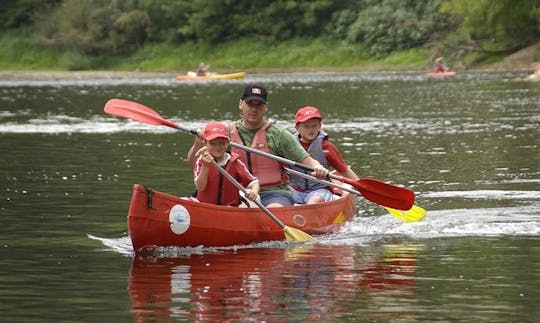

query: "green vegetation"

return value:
[0, 0, 538, 72]
[0, 31, 433, 72]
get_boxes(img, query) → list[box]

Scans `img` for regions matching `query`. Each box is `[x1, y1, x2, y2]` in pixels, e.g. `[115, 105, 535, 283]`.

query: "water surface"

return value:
[1, 71, 539, 322]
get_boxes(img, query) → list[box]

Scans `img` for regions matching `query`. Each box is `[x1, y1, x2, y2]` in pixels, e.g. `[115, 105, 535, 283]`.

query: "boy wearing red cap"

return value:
[194, 122, 260, 206]
[290, 106, 359, 204]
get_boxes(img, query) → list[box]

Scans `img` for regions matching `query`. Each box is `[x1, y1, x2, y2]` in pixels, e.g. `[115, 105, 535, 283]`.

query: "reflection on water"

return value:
[128, 244, 419, 321]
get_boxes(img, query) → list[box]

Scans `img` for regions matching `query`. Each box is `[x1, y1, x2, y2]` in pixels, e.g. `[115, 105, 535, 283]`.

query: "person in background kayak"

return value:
[194, 121, 260, 206]
[289, 106, 359, 204]
[187, 84, 329, 207]
[433, 57, 448, 73]
[196, 62, 211, 76]
[525, 63, 540, 80]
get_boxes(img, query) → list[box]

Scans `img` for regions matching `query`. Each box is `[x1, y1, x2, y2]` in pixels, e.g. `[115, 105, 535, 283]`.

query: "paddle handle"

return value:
[230, 141, 311, 168]
[175, 123, 199, 136]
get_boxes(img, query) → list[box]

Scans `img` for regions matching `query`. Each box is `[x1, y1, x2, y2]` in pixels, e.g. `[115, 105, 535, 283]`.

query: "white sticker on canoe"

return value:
[169, 204, 190, 235]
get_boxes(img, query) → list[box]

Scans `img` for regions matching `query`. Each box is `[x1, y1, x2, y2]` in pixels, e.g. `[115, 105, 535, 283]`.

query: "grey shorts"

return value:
[290, 187, 334, 204]
[260, 190, 294, 207]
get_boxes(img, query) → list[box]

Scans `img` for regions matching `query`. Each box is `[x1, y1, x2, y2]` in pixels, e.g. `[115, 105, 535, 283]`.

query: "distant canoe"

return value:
[176, 71, 246, 81]
[425, 71, 456, 79]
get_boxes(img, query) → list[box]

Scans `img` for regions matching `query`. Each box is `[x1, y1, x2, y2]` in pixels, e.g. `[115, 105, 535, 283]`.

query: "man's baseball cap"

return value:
[241, 84, 267, 104]
[295, 106, 323, 125]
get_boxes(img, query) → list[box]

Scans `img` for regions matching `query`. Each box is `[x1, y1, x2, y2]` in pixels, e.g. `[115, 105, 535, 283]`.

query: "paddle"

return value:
[283, 167, 426, 222]
[235, 142, 415, 210]
[103, 98, 415, 210]
[209, 159, 313, 241]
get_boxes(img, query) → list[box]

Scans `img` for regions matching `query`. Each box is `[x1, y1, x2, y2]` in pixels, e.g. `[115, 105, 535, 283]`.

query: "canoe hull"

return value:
[128, 184, 356, 251]
[425, 71, 456, 78]
[176, 71, 246, 81]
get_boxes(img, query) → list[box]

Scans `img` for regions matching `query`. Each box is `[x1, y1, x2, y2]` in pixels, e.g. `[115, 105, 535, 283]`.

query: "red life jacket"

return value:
[229, 121, 287, 188]
[196, 154, 245, 206]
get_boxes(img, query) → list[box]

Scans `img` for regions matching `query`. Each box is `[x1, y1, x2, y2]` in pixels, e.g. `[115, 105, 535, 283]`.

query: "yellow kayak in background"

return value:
[176, 71, 246, 81]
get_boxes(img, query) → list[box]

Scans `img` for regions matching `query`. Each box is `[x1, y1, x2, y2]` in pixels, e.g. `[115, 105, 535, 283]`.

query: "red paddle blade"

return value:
[345, 177, 415, 210]
[104, 99, 177, 128]
[105, 99, 162, 117]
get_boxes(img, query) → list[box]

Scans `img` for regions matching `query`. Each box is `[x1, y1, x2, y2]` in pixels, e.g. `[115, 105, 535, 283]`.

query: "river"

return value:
[1, 71, 539, 322]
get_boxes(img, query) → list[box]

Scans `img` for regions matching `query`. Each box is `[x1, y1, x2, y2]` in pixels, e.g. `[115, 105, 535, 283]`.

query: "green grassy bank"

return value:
[5, 32, 540, 73]
[0, 31, 446, 73]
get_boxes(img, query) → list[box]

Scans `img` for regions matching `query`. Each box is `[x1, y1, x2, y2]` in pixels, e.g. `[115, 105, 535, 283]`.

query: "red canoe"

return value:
[128, 184, 357, 252]
[425, 71, 456, 79]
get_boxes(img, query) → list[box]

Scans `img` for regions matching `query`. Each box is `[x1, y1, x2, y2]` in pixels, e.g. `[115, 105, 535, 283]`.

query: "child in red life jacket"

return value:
[194, 122, 260, 206]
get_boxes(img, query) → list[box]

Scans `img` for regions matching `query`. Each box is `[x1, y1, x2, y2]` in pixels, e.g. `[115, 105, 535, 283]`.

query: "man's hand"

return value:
[311, 165, 329, 179]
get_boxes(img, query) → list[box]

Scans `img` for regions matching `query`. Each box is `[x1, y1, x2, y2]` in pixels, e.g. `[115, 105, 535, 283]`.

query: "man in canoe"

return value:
[193, 122, 260, 206]
[289, 106, 359, 204]
[187, 84, 329, 207]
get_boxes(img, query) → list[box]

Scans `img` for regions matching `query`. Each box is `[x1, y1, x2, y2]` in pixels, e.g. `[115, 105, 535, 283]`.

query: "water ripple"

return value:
[1, 114, 537, 134]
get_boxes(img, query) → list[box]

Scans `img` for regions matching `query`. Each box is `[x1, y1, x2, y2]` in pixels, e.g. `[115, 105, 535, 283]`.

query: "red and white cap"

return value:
[295, 106, 323, 125]
[203, 122, 230, 141]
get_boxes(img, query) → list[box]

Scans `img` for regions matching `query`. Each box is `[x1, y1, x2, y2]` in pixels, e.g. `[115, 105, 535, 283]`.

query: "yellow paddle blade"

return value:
[284, 245, 315, 260]
[283, 226, 314, 241]
[386, 205, 427, 222]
